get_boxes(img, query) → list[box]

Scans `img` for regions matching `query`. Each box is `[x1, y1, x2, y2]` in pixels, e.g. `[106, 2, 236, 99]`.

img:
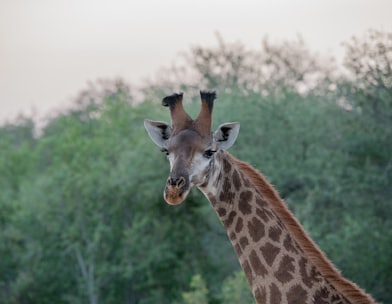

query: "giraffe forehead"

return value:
[169, 129, 211, 152]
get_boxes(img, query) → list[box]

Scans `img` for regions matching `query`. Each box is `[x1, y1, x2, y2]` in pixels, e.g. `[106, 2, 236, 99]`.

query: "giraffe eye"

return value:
[203, 149, 216, 159]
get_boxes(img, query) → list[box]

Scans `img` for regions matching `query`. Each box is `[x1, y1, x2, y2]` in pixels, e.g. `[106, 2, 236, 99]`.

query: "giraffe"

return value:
[144, 91, 377, 304]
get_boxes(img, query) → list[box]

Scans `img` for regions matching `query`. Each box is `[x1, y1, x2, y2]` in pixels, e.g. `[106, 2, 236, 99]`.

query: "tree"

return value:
[145, 33, 335, 100]
[181, 275, 209, 304]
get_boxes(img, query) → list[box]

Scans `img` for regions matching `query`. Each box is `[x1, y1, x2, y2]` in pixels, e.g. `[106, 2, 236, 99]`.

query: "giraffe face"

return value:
[163, 128, 215, 205]
[144, 119, 240, 205]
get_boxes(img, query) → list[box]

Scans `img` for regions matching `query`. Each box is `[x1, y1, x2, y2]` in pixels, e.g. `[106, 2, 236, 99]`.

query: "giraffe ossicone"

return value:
[144, 91, 377, 304]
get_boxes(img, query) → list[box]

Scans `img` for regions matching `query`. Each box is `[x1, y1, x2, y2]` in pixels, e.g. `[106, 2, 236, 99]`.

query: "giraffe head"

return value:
[144, 91, 240, 205]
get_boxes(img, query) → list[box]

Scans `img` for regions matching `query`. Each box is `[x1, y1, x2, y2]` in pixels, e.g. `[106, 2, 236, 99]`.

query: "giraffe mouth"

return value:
[164, 185, 190, 205]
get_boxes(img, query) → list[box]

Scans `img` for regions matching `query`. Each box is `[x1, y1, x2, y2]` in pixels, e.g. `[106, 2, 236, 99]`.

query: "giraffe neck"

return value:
[198, 151, 375, 304]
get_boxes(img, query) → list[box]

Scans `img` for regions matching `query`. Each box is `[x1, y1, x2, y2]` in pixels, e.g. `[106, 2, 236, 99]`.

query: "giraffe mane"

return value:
[227, 153, 377, 304]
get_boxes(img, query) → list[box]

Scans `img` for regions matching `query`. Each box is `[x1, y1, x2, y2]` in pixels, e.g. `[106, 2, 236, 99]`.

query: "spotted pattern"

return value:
[235, 217, 243, 233]
[270, 283, 282, 304]
[260, 242, 280, 266]
[275, 255, 296, 284]
[232, 169, 242, 191]
[268, 225, 283, 242]
[239, 191, 253, 215]
[287, 284, 308, 304]
[248, 217, 265, 242]
[254, 286, 267, 303]
[250, 250, 268, 277]
[201, 152, 352, 304]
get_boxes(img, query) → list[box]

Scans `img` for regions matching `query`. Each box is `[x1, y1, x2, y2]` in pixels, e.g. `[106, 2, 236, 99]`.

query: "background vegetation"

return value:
[0, 29, 391, 303]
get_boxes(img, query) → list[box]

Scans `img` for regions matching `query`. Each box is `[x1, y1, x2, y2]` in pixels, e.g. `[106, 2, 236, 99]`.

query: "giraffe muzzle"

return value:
[164, 175, 190, 205]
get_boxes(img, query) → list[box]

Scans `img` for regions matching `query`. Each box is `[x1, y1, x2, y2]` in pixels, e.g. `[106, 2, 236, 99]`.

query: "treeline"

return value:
[0, 30, 391, 303]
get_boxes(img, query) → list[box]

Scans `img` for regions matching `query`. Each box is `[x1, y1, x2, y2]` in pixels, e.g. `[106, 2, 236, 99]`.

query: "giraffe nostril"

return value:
[168, 176, 187, 188]
[177, 176, 186, 188]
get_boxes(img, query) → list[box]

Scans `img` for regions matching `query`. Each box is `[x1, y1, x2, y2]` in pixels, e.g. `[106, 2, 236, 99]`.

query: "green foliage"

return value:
[181, 275, 209, 304]
[0, 30, 391, 303]
[220, 271, 254, 304]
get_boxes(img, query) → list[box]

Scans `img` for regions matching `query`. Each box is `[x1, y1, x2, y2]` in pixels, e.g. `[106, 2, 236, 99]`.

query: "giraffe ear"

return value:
[144, 119, 172, 149]
[214, 122, 240, 150]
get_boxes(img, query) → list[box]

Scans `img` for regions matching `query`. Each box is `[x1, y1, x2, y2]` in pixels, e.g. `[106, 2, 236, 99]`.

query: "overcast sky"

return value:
[1, 0, 392, 124]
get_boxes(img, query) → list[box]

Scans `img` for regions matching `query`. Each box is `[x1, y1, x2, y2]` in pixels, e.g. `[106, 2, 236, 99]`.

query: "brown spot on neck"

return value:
[232, 169, 242, 191]
[287, 284, 308, 304]
[222, 158, 232, 173]
[247, 217, 265, 242]
[268, 225, 283, 242]
[260, 242, 280, 266]
[270, 283, 282, 304]
[274, 254, 295, 284]
[249, 250, 268, 277]
[239, 190, 253, 215]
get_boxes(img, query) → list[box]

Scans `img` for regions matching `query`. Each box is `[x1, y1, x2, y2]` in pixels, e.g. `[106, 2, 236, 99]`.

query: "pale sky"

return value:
[1, 0, 392, 124]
